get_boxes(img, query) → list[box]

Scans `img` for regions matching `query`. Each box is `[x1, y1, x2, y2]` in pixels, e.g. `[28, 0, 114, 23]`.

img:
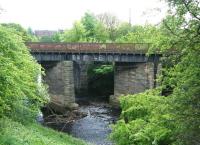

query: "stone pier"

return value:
[42, 61, 78, 112]
[41, 60, 161, 110]
[110, 62, 159, 107]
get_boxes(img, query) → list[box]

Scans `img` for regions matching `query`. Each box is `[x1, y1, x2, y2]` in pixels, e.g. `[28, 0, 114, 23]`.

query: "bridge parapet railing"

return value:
[79, 43, 98, 53]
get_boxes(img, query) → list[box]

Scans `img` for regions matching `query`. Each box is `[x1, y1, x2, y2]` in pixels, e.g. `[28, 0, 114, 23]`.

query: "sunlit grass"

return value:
[0, 118, 89, 145]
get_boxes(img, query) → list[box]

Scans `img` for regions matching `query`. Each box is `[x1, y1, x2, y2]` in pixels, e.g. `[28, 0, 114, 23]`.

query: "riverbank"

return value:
[0, 117, 88, 145]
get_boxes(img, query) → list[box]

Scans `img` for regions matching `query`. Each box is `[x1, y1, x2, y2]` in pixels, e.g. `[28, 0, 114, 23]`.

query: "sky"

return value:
[0, 0, 168, 30]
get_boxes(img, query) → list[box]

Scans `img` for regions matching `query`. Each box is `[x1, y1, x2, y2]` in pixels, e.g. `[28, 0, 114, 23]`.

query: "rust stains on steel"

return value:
[26, 42, 150, 54]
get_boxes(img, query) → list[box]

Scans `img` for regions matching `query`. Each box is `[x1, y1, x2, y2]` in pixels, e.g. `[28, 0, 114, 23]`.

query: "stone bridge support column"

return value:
[110, 62, 160, 107]
[42, 61, 78, 112]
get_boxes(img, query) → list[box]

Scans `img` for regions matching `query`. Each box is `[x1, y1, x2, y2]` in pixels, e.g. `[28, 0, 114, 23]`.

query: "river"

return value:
[42, 100, 120, 145]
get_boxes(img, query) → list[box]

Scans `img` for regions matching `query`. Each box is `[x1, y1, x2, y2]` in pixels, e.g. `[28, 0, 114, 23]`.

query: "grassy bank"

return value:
[0, 118, 88, 145]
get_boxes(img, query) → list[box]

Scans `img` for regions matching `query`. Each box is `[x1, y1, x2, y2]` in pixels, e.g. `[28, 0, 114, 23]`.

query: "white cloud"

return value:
[0, 0, 168, 30]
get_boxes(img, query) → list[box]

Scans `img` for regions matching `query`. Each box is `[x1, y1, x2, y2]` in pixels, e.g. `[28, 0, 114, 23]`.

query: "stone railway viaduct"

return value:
[27, 42, 161, 110]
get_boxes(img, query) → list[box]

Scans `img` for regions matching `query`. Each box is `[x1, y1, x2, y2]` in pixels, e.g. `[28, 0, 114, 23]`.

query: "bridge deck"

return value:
[27, 42, 160, 62]
[27, 42, 150, 54]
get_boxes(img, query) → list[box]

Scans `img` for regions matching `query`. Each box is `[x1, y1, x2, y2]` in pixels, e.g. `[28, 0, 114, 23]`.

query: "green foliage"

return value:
[116, 22, 133, 39]
[39, 32, 62, 42]
[0, 26, 47, 122]
[62, 12, 159, 43]
[116, 25, 160, 43]
[94, 22, 109, 42]
[1, 23, 36, 42]
[62, 12, 109, 42]
[27, 27, 39, 42]
[110, 91, 175, 145]
[39, 36, 54, 42]
[156, 0, 200, 143]
[81, 12, 98, 42]
[111, 0, 200, 144]
[93, 65, 113, 75]
[97, 12, 119, 41]
[0, 118, 88, 145]
[60, 12, 163, 43]
[0, 23, 86, 145]
[62, 21, 86, 42]
[169, 50, 200, 144]
[87, 63, 114, 97]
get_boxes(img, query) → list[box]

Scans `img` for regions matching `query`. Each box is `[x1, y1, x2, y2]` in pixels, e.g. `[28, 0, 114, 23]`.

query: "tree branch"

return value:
[182, 0, 200, 21]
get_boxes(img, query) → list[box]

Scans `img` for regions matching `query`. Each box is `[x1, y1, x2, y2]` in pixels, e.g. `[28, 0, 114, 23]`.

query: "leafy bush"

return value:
[0, 26, 47, 122]
[0, 24, 87, 145]
[93, 65, 114, 75]
[110, 90, 176, 145]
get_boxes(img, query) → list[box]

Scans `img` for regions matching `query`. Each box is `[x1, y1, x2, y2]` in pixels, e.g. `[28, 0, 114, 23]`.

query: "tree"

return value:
[94, 22, 109, 42]
[62, 21, 86, 42]
[0, 26, 47, 122]
[116, 22, 132, 39]
[157, 0, 200, 144]
[81, 12, 98, 42]
[27, 27, 34, 35]
[116, 25, 160, 43]
[97, 12, 119, 41]
[1, 23, 34, 42]
[38, 31, 63, 42]
[26, 27, 38, 42]
[51, 32, 62, 42]
[111, 0, 200, 144]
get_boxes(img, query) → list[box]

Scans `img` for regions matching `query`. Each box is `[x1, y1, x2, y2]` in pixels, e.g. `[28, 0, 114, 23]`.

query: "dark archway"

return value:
[87, 62, 114, 102]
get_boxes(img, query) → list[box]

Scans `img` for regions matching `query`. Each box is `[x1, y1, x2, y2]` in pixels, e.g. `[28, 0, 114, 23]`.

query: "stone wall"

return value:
[42, 61, 78, 112]
[110, 62, 157, 107]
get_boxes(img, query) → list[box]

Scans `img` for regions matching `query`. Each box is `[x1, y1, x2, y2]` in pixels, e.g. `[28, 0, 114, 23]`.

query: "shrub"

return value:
[110, 90, 176, 145]
[0, 26, 47, 122]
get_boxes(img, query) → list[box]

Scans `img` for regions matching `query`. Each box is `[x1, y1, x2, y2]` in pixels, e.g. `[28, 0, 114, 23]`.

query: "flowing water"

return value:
[42, 101, 120, 145]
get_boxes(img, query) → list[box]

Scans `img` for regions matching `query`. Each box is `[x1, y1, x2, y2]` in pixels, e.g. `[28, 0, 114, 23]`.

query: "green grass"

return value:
[0, 118, 89, 145]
